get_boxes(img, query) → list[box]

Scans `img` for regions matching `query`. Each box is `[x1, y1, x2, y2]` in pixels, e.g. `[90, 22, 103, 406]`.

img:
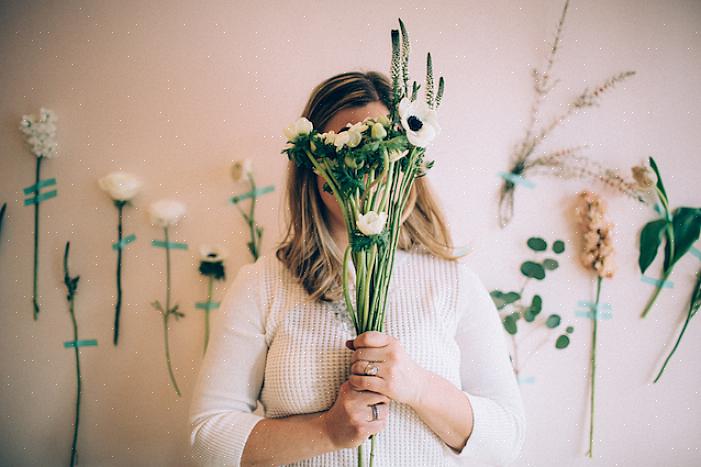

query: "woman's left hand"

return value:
[346, 331, 428, 407]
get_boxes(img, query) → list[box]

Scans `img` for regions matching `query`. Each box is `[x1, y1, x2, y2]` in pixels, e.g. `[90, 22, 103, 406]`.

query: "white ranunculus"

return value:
[333, 131, 351, 150]
[283, 117, 313, 141]
[231, 159, 253, 182]
[398, 97, 441, 148]
[347, 121, 368, 134]
[356, 210, 387, 236]
[19, 107, 59, 159]
[98, 171, 142, 201]
[199, 244, 228, 262]
[389, 149, 409, 163]
[371, 122, 387, 140]
[346, 129, 362, 148]
[149, 199, 186, 228]
[319, 131, 336, 145]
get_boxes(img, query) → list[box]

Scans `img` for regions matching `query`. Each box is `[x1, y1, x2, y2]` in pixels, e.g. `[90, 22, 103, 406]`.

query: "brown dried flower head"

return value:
[575, 191, 616, 278]
[631, 164, 657, 190]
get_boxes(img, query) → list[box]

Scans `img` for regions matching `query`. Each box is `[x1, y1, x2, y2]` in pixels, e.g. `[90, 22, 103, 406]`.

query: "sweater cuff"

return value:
[443, 392, 517, 465]
[191, 411, 264, 466]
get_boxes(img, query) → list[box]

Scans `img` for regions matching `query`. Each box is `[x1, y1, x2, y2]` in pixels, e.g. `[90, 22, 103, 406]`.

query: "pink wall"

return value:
[1, 0, 700, 465]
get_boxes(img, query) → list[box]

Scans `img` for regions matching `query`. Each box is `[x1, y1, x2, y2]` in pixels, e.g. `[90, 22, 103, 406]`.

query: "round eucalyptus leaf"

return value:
[546, 314, 561, 328]
[527, 237, 547, 252]
[566, 326, 574, 334]
[520, 261, 545, 280]
[555, 334, 570, 349]
[503, 315, 518, 335]
[530, 294, 543, 314]
[553, 240, 565, 254]
[543, 258, 559, 270]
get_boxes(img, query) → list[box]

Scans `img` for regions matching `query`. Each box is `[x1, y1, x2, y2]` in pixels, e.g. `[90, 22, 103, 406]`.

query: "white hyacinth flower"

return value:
[284, 117, 313, 141]
[19, 107, 59, 159]
[148, 199, 186, 228]
[199, 244, 229, 262]
[231, 159, 253, 182]
[398, 97, 441, 148]
[98, 171, 143, 201]
[356, 211, 387, 236]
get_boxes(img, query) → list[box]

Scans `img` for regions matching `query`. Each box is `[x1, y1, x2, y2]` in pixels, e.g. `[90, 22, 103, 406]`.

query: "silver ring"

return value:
[364, 362, 379, 377]
[370, 403, 379, 421]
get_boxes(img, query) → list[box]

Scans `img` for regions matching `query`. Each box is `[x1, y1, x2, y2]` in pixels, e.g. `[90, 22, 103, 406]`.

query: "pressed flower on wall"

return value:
[575, 190, 615, 459]
[636, 157, 701, 318]
[19, 107, 59, 320]
[497, 0, 643, 228]
[197, 245, 227, 355]
[98, 172, 143, 345]
[490, 236, 574, 382]
[230, 159, 273, 261]
[149, 199, 187, 397]
[282, 18, 443, 467]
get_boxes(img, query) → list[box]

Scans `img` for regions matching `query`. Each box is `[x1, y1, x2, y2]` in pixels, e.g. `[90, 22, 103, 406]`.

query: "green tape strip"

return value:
[641, 274, 674, 288]
[498, 172, 535, 189]
[23, 177, 57, 195]
[690, 246, 701, 261]
[151, 239, 188, 250]
[63, 339, 98, 348]
[517, 375, 535, 384]
[230, 185, 275, 204]
[112, 233, 137, 250]
[23, 189, 58, 206]
[195, 301, 221, 310]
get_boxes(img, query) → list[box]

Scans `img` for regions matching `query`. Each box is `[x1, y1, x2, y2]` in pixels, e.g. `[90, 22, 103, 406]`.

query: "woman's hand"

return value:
[347, 331, 427, 407]
[321, 381, 390, 450]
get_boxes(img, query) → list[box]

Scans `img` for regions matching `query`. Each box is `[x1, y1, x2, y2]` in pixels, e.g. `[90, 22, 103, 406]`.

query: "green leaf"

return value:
[555, 334, 570, 349]
[490, 290, 521, 310]
[543, 258, 559, 270]
[546, 314, 561, 328]
[552, 240, 565, 254]
[520, 261, 545, 280]
[503, 315, 518, 335]
[527, 237, 547, 252]
[638, 219, 667, 273]
[669, 207, 701, 267]
[530, 295, 543, 314]
[566, 326, 574, 333]
[648, 157, 668, 207]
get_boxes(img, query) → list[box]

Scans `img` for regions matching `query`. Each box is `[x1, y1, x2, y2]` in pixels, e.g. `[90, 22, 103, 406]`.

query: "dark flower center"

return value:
[407, 115, 423, 131]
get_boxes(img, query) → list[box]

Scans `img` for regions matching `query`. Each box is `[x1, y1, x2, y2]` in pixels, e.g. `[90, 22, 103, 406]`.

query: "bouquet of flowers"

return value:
[282, 18, 442, 467]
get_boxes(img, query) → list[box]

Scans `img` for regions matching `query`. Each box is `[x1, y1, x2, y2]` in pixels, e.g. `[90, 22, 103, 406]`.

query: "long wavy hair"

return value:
[275, 71, 466, 303]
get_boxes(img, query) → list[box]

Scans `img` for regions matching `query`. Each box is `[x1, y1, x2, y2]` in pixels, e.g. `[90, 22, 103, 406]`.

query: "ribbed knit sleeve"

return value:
[444, 263, 527, 466]
[188, 262, 267, 467]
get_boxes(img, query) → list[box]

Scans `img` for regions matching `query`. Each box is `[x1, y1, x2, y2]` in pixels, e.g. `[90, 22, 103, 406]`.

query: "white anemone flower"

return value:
[199, 244, 228, 262]
[231, 159, 253, 182]
[284, 117, 313, 141]
[398, 97, 440, 148]
[98, 171, 143, 201]
[148, 199, 186, 228]
[357, 210, 387, 236]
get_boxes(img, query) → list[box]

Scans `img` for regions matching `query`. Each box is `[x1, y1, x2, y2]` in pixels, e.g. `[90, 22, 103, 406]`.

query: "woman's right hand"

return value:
[321, 381, 390, 449]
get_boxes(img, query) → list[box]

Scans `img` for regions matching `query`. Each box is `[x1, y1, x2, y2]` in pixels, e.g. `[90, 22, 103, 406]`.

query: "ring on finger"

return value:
[364, 361, 380, 377]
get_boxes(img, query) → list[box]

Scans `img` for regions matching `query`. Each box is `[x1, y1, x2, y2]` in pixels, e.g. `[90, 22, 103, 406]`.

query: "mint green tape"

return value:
[112, 233, 136, 250]
[63, 339, 98, 348]
[517, 375, 535, 384]
[23, 177, 56, 195]
[576, 300, 612, 311]
[641, 274, 674, 288]
[690, 246, 701, 261]
[195, 301, 220, 310]
[652, 203, 663, 215]
[498, 172, 535, 189]
[230, 185, 275, 204]
[23, 189, 57, 206]
[576, 310, 613, 320]
[151, 239, 188, 250]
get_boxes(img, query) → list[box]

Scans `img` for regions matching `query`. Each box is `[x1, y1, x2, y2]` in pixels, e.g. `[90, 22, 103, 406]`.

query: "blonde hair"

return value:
[275, 71, 465, 302]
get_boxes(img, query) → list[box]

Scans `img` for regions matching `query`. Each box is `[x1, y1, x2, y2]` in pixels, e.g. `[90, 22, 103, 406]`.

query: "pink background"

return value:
[1, 0, 700, 465]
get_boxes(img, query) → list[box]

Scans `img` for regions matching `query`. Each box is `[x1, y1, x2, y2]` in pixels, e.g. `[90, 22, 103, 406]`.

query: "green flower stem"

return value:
[357, 443, 364, 467]
[370, 434, 376, 467]
[163, 227, 181, 397]
[640, 267, 672, 318]
[204, 276, 214, 355]
[113, 201, 125, 345]
[587, 275, 603, 458]
[68, 295, 81, 467]
[32, 155, 43, 320]
[247, 174, 260, 260]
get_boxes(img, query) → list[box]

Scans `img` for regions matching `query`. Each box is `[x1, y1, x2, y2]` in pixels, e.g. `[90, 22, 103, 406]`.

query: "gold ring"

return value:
[364, 362, 379, 377]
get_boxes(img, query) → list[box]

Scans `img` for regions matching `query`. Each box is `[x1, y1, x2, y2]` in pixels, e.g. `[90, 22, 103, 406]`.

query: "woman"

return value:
[189, 71, 526, 466]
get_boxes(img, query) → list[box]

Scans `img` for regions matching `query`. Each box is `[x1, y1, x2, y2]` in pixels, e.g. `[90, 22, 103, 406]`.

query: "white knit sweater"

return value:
[189, 248, 526, 466]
